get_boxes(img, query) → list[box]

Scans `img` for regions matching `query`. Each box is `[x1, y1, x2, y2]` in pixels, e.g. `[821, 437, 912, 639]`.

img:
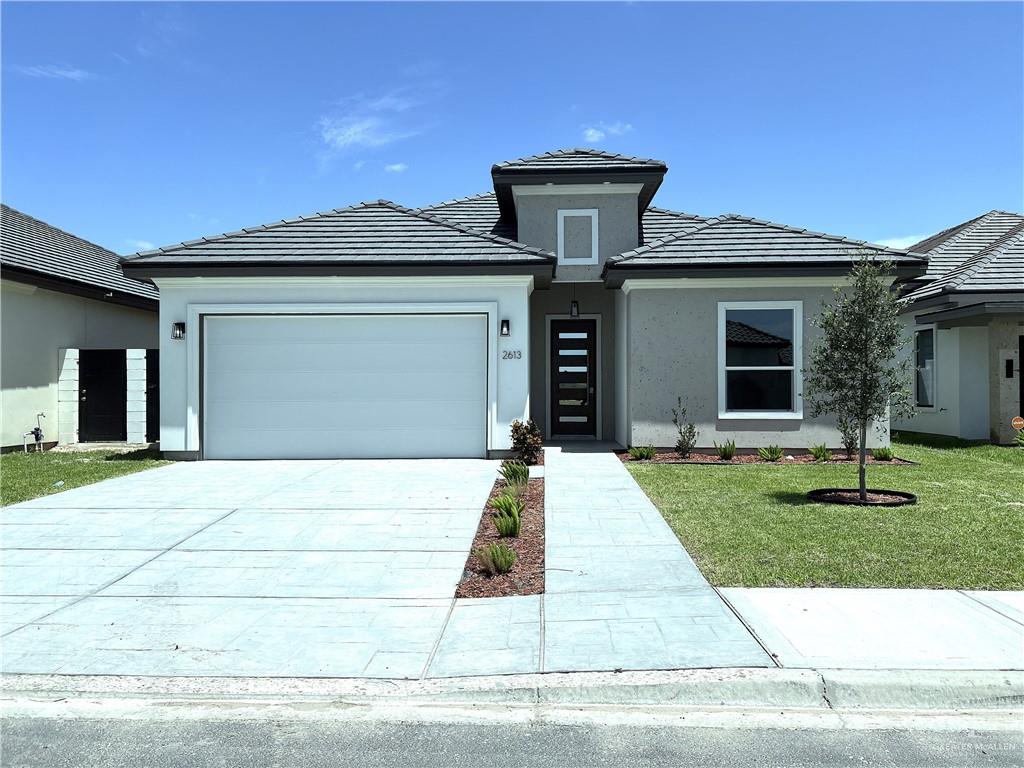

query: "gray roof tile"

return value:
[911, 210, 1024, 280]
[1, 204, 157, 300]
[904, 222, 1024, 301]
[121, 200, 555, 266]
[611, 215, 925, 267]
[492, 148, 667, 173]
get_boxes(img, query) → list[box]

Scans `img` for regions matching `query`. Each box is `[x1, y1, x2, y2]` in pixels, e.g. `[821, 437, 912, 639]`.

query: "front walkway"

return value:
[427, 448, 773, 676]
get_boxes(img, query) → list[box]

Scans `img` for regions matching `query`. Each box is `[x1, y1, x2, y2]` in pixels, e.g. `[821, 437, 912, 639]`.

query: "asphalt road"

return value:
[3, 717, 1021, 768]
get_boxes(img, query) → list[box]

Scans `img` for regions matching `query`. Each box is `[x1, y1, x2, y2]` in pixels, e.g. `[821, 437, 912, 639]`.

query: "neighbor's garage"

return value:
[202, 314, 487, 459]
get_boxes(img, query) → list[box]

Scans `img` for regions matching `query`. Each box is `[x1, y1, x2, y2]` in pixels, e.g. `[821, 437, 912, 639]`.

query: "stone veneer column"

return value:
[57, 348, 79, 445]
[126, 349, 147, 444]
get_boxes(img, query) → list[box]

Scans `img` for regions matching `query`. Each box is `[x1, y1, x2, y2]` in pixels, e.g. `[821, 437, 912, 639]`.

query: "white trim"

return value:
[545, 314, 602, 440]
[913, 323, 938, 412]
[512, 183, 643, 197]
[622, 277, 852, 293]
[556, 209, 599, 266]
[717, 300, 804, 420]
[186, 302, 499, 456]
[156, 275, 535, 289]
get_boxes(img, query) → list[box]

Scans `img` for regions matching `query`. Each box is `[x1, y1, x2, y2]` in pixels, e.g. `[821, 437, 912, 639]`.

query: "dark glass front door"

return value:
[550, 319, 597, 437]
[78, 350, 127, 442]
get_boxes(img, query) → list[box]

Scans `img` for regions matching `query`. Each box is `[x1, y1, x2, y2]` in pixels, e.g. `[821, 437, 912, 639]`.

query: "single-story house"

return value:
[0, 204, 160, 450]
[120, 148, 926, 460]
[892, 210, 1024, 444]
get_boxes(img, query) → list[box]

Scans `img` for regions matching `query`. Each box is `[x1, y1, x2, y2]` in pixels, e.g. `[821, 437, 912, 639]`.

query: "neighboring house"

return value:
[120, 149, 925, 460]
[0, 204, 159, 450]
[892, 210, 1024, 444]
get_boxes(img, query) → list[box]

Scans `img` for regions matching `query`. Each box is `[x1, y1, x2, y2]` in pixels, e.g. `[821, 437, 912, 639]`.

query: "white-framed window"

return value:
[914, 326, 936, 409]
[717, 301, 803, 419]
[556, 208, 599, 265]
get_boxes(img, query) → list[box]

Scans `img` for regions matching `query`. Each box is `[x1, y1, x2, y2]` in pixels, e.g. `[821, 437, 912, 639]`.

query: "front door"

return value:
[79, 349, 127, 442]
[550, 318, 598, 437]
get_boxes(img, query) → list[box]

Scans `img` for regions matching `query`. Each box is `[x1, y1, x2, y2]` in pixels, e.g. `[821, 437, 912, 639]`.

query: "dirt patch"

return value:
[455, 477, 544, 599]
[618, 449, 914, 466]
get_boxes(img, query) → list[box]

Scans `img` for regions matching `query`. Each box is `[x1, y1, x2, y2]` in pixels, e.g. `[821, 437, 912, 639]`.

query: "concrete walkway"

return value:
[427, 448, 773, 676]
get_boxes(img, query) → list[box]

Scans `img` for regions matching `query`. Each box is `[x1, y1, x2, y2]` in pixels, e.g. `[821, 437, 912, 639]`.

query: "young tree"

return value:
[804, 255, 914, 500]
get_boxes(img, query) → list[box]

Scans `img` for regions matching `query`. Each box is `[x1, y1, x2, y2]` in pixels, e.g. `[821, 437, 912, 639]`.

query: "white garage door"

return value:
[203, 314, 487, 459]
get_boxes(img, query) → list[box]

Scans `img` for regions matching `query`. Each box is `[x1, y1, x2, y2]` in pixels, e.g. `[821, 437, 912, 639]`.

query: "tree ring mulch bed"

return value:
[454, 476, 544, 598]
[807, 488, 918, 506]
[617, 449, 915, 466]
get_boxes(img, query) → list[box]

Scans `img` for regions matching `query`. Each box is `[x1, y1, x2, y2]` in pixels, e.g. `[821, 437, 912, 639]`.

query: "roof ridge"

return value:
[920, 210, 1016, 259]
[717, 213, 918, 257]
[416, 191, 496, 212]
[1, 203, 122, 259]
[941, 221, 1024, 291]
[125, 199, 554, 261]
[645, 206, 707, 221]
[492, 147, 667, 170]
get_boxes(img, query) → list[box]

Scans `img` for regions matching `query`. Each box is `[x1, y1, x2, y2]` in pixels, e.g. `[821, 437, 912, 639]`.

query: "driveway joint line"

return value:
[957, 590, 1024, 629]
[420, 598, 457, 680]
[712, 586, 781, 668]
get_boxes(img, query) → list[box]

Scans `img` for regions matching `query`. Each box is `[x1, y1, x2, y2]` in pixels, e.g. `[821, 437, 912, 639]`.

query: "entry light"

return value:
[570, 300, 580, 318]
[500, 319, 511, 337]
[171, 322, 186, 340]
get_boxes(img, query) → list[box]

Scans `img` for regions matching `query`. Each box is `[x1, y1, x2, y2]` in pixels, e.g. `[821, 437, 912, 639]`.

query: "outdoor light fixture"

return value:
[570, 300, 580, 318]
[500, 319, 511, 337]
[171, 322, 186, 340]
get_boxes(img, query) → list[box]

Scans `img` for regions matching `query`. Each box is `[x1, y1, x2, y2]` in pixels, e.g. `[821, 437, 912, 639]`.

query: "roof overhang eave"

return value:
[602, 260, 927, 287]
[912, 298, 1024, 326]
[491, 169, 667, 222]
[1, 264, 158, 310]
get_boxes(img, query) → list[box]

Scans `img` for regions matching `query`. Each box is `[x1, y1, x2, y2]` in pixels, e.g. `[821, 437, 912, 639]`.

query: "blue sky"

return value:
[2, 2, 1022, 254]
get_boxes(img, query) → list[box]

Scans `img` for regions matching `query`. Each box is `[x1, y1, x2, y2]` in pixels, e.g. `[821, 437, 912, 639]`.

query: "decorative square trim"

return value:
[556, 209, 599, 265]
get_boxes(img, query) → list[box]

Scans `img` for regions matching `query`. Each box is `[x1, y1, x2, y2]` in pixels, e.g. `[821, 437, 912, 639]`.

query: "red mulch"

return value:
[814, 489, 911, 504]
[618, 450, 913, 466]
[454, 477, 544, 598]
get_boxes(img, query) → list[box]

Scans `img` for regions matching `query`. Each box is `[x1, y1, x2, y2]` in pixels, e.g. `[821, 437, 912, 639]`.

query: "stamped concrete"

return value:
[721, 588, 1024, 670]
[0, 459, 498, 679]
[541, 448, 772, 673]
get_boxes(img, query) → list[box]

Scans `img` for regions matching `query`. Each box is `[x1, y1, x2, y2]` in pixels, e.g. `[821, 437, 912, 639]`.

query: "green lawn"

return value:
[0, 449, 170, 507]
[627, 433, 1024, 589]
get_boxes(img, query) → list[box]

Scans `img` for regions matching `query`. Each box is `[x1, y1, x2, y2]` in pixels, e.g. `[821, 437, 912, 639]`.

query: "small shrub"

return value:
[757, 445, 784, 462]
[499, 460, 529, 486]
[493, 509, 521, 537]
[491, 494, 525, 518]
[1015, 429, 1024, 448]
[476, 542, 516, 575]
[836, 415, 859, 459]
[871, 446, 894, 461]
[714, 439, 736, 461]
[510, 419, 543, 465]
[810, 443, 833, 463]
[628, 445, 656, 460]
[671, 397, 699, 458]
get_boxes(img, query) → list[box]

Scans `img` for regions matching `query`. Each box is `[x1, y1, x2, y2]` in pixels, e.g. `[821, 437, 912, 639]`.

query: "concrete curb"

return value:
[3, 668, 1021, 712]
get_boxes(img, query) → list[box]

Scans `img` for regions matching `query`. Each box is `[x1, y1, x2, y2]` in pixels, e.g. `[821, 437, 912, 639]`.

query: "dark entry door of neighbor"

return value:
[79, 349, 127, 442]
[146, 349, 160, 443]
[550, 318, 598, 437]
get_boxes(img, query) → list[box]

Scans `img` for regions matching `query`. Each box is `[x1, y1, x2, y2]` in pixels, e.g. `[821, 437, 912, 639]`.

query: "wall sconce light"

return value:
[499, 319, 511, 337]
[171, 322, 186, 340]
[570, 300, 580, 318]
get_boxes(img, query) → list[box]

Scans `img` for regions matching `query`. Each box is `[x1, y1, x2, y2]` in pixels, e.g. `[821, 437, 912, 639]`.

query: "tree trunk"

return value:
[858, 420, 868, 501]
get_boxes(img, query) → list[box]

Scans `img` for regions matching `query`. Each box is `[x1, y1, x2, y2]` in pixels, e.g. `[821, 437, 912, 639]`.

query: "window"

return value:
[914, 327, 935, 408]
[557, 209, 599, 265]
[718, 301, 802, 419]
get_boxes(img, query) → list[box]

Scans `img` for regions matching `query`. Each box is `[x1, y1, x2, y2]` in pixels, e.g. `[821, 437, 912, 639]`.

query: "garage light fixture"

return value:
[171, 322, 186, 340]
[500, 319, 511, 337]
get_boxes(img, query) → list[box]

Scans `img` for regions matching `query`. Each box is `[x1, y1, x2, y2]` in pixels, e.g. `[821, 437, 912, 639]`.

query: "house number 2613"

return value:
[502, 350, 522, 360]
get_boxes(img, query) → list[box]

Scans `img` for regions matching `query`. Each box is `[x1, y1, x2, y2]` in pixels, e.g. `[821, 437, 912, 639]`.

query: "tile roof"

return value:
[421, 193, 707, 246]
[492, 148, 667, 173]
[610, 215, 925, 268]
[0, 203, 157, 301]
[121, 200, 554, 266]
[903, 222, 1024, 302]
[910, 210, 1024, 280]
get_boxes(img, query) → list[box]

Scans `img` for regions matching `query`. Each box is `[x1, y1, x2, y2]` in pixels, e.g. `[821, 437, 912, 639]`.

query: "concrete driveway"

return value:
[1, 459, 497, 678]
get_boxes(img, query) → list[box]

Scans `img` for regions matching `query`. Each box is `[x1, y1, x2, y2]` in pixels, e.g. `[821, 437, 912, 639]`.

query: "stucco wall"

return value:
[528, 282, 617, 439]
[988, 315, 1024, 443]
[0, 278, 158, 447]
[153, 277, 533, 455]
[514, 191, 639, 282]
[626, 283, 889, 449]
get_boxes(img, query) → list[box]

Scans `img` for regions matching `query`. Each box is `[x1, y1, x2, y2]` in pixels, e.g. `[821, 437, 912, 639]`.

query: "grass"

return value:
[0, 448, 170, 506]
[627, 432, 1024, 589]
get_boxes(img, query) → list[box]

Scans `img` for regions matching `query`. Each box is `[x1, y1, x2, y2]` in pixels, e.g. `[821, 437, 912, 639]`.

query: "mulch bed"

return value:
[809, 488, 918, 506]
[454, 477, 544, 599]
[618, 449, 914, 466]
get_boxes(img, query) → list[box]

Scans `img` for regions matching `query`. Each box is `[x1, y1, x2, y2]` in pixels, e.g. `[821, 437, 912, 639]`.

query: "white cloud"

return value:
[581, 121, 634, 143]
[15, 64, 96, 81]
[874, 235, 926, 250]
[384, 163, 408, 173]
[125, 239, 155, 252]
[319, 116, 416, 150]
[353, 160, 366, 171]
